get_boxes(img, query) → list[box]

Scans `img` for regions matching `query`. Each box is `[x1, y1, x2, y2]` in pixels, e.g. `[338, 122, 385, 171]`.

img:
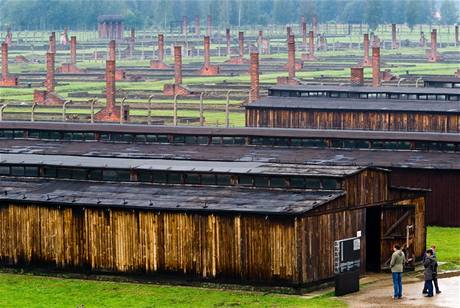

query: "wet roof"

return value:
[0, 153, 365, 178]
[269, 84, 460, 95]
[423, 76, 460, 83]
[0, 178, 344, 215]
[2, 121, 460, 142]
[2, 139, 459, 170]
[247, 96, 460, 113]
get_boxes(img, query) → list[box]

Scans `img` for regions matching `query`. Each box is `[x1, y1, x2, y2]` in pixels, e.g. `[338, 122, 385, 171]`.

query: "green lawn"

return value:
[0, 273, 344, 308]
[426, 226, 460, 271]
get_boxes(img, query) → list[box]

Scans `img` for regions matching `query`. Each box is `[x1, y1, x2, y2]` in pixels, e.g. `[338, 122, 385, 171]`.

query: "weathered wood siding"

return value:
[343, 169, 389, 207]
[0, 203, 299, 285]
[246, 109, 460, 133]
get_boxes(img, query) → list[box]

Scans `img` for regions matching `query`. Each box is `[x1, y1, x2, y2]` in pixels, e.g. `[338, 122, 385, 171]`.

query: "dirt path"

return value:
[342, 274, 460, 307]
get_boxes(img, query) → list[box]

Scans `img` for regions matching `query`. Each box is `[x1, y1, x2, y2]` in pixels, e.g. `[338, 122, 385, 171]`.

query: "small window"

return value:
[11, 166, 24, 176]
[138, 170, 152, 182]
[223, 137, 234, 145]
[102, 170, 118, 181]
[24, 166, 38, 177]
[201, 174, 216, 185]
[57, 168, 73, 179]
[72, 132, 84, 141]
[290, 177, 305, 189]
[153, 171, 167, 183]
[270, 177, 287, 188]
[88, 169, 102, 181]
[135, 134, 147, 143]
[116, 170, 131, 181]
[13, 130, 25, 138]
[322, 179, 340, 190]
[254, 176, 269, 187]
[83, 133, 96, 141]
[184, 173, 200, 184]
[185, 136, 197, 144]
[63, 132, 72, 140]
[145, 134, 158, 143]
[168, 172, 182, 184]
[234, 137, 245, 145]
[100, 133, 110, 141]
[72, 168, 87, 180]
[123, 134, 134, 142]
[216, 174, 231, 185]
[173, 135, 185, 143]
[28, 130, 40, 139]
[0, 166, 10, 175]
[44, 167, 57, 178]
[302, 139, 326, 148]
[238, 175, 252, 186]
[157, 135, 169, 143]
[305, 178, 321, 189]
[197, 136, 209, 145]
[211, 137, 222, 144]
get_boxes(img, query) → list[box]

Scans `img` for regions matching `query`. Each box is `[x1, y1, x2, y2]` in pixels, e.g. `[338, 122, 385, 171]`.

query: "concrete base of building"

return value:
[0, 76, 18, 87]
[115, 70, 126, 81]
[283, 61, 304, 71]
[276, 76, 301, 85]
[15, 55, 29, 63]
[381, 69, 397, 81]
[33, 90, 65, 105]
[426, 50, 442, 62]
[56, 63, 85, 73]
[94, 106, 122, 122]
[301, 53, 317, 61]
[199, 65, 220, 76]
[360, 58, 372, 67]
[150, 60, 169, 69]
[163, 84, 192, 96]
[225, 56, 248, 64]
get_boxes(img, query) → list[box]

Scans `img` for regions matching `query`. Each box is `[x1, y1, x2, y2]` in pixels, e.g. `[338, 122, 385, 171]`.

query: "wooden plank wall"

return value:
[343, 169, 389, 207]
[246, 109, 460, 133]
[0, 203, 300, 285]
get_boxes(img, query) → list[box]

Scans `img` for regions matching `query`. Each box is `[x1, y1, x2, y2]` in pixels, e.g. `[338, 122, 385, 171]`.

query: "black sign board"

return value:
[334, 236, 361, 296]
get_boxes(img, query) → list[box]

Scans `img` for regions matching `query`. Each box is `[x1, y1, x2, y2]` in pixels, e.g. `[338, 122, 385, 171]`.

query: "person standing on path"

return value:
[423, 249, 435, 297]
[390, 244, 405, 299]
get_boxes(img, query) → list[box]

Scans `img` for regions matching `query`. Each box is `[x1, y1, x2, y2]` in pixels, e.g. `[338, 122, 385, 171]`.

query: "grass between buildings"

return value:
[426, 226, 460, 271]
[0, 273, 344, 308]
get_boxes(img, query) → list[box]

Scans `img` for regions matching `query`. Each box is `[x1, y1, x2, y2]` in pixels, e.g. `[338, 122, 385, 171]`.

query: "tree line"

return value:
[0, 0, 458, 31]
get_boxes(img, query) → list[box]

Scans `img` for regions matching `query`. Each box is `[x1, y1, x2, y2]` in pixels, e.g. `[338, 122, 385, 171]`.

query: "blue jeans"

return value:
[392, 272, 403, 298]
[424, 279, 433, 296]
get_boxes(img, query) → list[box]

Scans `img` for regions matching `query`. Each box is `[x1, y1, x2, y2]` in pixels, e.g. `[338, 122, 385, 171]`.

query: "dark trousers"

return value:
[423, 276, 440, 293]
[424, 279, 433, 296]
[392, 272, 402, 298]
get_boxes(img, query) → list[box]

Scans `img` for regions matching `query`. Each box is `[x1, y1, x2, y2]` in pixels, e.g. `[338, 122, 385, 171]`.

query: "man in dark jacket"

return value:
[390, 244, 405, 299]
[423, 249, 435, 297]
[422, 245, 441, 294]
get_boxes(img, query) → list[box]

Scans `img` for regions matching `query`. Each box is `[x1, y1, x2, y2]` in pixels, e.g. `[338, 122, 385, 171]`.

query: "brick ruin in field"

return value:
[301, 31, 317, 61]
[278, 34, 302, 85]
[4, 28, 12, 45]
[226, 28, 231, 56]
[249, 52, 260, 103]
[163, 46, 191, 96]
[150, 34, 169, 69]
[57, 36, 84, 73]
[94, 59, 129, 122]
[361, 33, 371, 66]
[48, 32, 56, 53]
[419, 31, 427, 47]
[207, 15, 212, 37]
[199, 36, 220, 75]
[195, 16, 200, 36]
[427, 29, 441, 62]
[456, 25, 459, 45]
[107, 40, 126, 80]
[0, 42, 18, 86]
[350, 67, 364, 86]
[98, 15, 124, 40]
[372, 47, 381, 87]
[60, 27, 69, 46]
[257, 30, 270, 54]
[391, 24, 398, 49]
[33, 52, 65, 105]
[182, 16, 189, 35]
[225, 32, 248, 64]
[302, 21, 307, 51]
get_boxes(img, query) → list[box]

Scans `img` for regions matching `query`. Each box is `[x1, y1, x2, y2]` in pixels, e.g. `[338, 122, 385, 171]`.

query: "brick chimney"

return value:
[129, 28, 135, 57]
[287, 26, 292, 38]
[2, 42, 8, 81]
[258, 30, 263, 53]
[49, 32, 56, 53]
[312, 15, 318, 33]
[302, 22, 307, 50]
[309, 31, 315, 56]
[455, 25, 459, 45]
[207, 15, 212, 36]
[372, 47, 381, 87]
[391, 24, 398, 49]
[70, 36, 77, 65]
[239, 31, 244, 59]
[300, 16, 305, 32]
[249, 52, 259, 103]
[226, 28, 231, 56]
[182, 16, 188, 35]
[362, 33, 371, 66]
[108, 39, 116, 61]
[174, 45, 182, 85]
[199, 36, 220, 75]
[195, 16, 200, 36]
[428, 29, 439, 62]
[350, 67, 364, 86]
[105, 60, 116, 110]
[45, 52, 55, 92]
[287, 34, 296, 79]
[150, 34, 168, 69]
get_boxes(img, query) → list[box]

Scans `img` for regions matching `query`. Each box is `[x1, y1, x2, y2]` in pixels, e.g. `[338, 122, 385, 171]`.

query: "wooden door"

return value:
[380, 205, 416, 270]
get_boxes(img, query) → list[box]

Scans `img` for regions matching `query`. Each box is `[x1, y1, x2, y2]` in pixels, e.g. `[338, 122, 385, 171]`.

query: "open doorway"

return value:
[366, 206, 381, 272]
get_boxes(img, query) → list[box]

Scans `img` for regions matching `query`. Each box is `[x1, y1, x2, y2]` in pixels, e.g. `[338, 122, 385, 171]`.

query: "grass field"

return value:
[426, 226, 460, 271]
[0, 273, 344, 308]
